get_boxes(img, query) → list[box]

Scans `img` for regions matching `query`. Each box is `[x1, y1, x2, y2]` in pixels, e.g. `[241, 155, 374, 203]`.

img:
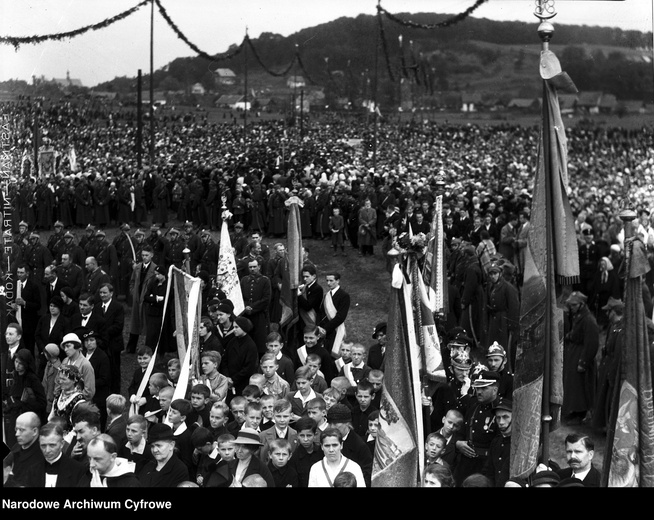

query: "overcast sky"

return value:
[1, 0, 652, 87]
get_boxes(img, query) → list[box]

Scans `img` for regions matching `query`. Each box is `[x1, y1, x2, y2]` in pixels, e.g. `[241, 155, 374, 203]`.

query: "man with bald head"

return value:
[7, 411, 44, 486]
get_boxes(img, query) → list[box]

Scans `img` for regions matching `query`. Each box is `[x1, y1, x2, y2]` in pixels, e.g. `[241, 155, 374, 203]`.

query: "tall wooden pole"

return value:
[137, 69, 143, 170]
[149, 0, 155, 164]
[372, 5, 380, 178]
[243, 30, 248, 152]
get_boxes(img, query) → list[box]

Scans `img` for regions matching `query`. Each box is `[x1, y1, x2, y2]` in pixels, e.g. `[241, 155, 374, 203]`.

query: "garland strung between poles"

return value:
[0, 0, 151, 50]
[378, 0, 490, 30]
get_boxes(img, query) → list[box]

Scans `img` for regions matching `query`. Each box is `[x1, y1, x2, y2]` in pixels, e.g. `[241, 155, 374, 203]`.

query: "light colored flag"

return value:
[216, 217, 244, 315]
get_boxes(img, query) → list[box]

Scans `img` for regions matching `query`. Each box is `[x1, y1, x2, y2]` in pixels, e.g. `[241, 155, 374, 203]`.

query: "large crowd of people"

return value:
[1, 95, 654, 488]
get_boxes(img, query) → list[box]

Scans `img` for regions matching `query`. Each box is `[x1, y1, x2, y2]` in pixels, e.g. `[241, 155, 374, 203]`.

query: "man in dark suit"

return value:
[82, 329, 112, 427]
[555, 433, 602, 487]
[317, 272, 350, 360]
[12, 264, 42, 355]
[326, 404, 373, 487]
[34, 422, 87, 487]
[96, 283, 125, 393]
[297, 264, 324, 353]
[126, 245, 157, 353]
[57, 252, 84, 300]
[44, 264, 66, 305]
[70, 293, 107, 345]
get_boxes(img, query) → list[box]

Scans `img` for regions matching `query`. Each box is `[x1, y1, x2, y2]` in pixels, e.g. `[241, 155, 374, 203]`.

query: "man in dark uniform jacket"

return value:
[96, 283, 125, 394]
[482, 397, 512, 487]
[59, 231, 86, 267]
[239, 257, 271, 356]
[164, 227, 187, 269]
[367, 321, 387, 371]
[57, 252, 84, 300]
[84, 256, 111, 300]
[452, 371, 500, 486]
[47, 220, 66, 260]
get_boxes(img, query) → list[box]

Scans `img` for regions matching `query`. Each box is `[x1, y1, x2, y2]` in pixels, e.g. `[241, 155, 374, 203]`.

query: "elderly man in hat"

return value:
[481, 397, 512, 487]
[453, 370, 500, 486]
[562, 291, 599, 426]
[592, 297, 625, 432]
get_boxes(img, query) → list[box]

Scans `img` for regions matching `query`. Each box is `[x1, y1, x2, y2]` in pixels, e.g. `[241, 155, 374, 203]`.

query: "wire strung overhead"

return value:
[378, 0, 490, 29]
[0, 0, 151, 50]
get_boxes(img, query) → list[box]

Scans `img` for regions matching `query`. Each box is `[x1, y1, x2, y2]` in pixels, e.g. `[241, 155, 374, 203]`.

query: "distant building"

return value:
[191, 83, 206, 95]
[215, 94, 245, 108]
[461, 92, 483, 112]
[52, 71, 83, 89]
[507, 98, 539, 112]
[576, 91, 603, 114]
[214, 68, 237, 86]
[287, 76, 306, 89]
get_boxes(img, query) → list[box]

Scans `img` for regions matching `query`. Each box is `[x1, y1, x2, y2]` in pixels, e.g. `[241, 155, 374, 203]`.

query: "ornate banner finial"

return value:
[534, 0, 557, 21]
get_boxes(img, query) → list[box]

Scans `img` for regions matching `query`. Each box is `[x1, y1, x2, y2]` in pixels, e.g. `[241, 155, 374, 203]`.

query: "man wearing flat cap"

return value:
[164, 227, 187, 270]
[453, 370, 500, 486]
[482, 397, 512, 487]
[562, 291, 599, 426]
[592, 297, 625, 432]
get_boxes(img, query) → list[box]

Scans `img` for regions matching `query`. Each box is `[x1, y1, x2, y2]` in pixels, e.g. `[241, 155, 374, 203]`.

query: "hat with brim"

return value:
[168, 228, 180, 235]
[565, 291, 587, 306]
[488, 264, 502, 274]
[530, 470, 561, 487]
[60, 332, 82, 349]
[233, 427, 263, 446]
[471, 370, 500, 388]
[148, 423, 174, 443]
[602, 296, 624, 312]
[44, 343, 60, 358]
[372, 322, 387, 338]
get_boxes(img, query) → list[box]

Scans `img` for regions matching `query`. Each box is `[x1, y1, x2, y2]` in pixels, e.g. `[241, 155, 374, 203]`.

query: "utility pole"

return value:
[149, 0, 155, 164]
[137, 70, 142, 169]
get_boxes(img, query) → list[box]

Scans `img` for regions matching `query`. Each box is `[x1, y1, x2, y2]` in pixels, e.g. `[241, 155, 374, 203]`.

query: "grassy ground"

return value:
[43, 214, 605, 477]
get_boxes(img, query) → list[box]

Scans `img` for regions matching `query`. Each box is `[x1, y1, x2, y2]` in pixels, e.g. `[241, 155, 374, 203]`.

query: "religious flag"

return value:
[216, 216, 244, 316]
[602, 227, 654, 487]
[372, 259, 422, 487]
[423, 195, 447, 316]
[69, 145, 78, 172]
[510, 48, 579, 480]
[280, 195, 303, 329]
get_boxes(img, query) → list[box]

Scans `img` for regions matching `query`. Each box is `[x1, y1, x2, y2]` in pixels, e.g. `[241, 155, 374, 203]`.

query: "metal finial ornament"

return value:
[534, 0, 557, 21]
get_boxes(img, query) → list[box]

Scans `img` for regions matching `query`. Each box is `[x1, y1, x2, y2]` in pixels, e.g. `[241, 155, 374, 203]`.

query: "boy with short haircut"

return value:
[191, 426, 219, 487]
[259, 394, 276, 432]
[304, 353, 328, 394]
[202, 433, 236, 487]
[243, 401, 263, 432]
[288, 416, 323, 488]
[339, 343, 371, 398]
[105, 393, 128, 448]
[167, 358, 181, 388]
[288, 365, 320, 422]
[259, 399, 298, 463]
[366, 410, 380, 456]
[305, 397, 329, 436]
[438, 408, 465, 470]
[267, 438, 299, 487]
[241, 384, 262, 403]
[334, 340, 353, 373]
[226, 395, 248, 436]
[197, 350, 229, 404]
[127, 346, 156, 402]
[425, 431, 448, 467]
[168, 398, 196, 475]
[265, 332, 295, 386]
[207, 401, 229, 441]
[137, 372, 170, 422]
[147, 385, 174, 425]
[351, 380, 379, 439]
[187, 383, 212, 428]
[248, 373, 266, 394]
[118, 414, 155, 473]
[260, 352, 290, 400]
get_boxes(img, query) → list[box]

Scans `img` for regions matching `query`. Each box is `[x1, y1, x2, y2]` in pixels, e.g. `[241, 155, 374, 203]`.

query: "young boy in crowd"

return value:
[248, 374, 266, 395]
[425, 431, 448, 468]
[260, 353, 290, 400]
[366, 409, 380, 456]
[351, 380, 379, 439]
[267, 438, 299, 487]
[128, 346, 156, 402]
[322, 387, 342, 411]
[187, 383, 212, 428]
[243, 401, 263, 432]
[167, 357, 181, 388]
[288, 416, 323, 488]
[259, 394, 276, 432]
[265, 332, 295, 386]
[438, 408, 465, 470]
[104, 393, 128, 448]
[260, 399, 298, 463]
[137, 373, 170, 421]
[334, 340, 353, 373]
[288, 365, 320, 422]
[207, 401, 229, 441]
[226, 395, 248, 436]
[198, 350, 229, 404]
[118, 414, 154, 474]
[329, 376, 354, 409]
[305, 397, 329, 437]
[305, 353, 328, 394]
[202, 433, 236, 487]
[339, 343, 371, 400]
[241, 384, 262, 403]
[191, 426, 219, 487]
[168, 398, 197, 476]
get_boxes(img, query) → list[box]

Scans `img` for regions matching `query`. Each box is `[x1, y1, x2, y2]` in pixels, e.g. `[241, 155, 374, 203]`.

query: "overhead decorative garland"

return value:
[0, 0, 151, 50]
[377, 9, 396, 83]
[155, 0, 243, 62]
[378, 0, 490, 29]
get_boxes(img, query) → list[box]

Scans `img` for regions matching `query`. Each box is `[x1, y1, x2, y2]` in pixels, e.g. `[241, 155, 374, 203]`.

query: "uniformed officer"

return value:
[80, 224, 98, 259]
[453, 370, 500, 486]
[47, 220, 66, 259]
[199, 229, 219, 278]
[147, 224, 167, 267]
[84, 256, 111, 300]
[59, 231, 86, 267]
[182, 220, 203, 268]
[240, 257, 271, 356]
[485, 342, 514, 400]
[113, 223, 137, 299]
[94, 229, 119, 289]
[482, 397, 512, 487]
[57, 252, 85, 300]
[165, 227, 186, 269]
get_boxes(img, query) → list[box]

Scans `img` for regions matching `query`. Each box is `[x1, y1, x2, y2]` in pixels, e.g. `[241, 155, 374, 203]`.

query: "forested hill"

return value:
[96, 12, 653, 102]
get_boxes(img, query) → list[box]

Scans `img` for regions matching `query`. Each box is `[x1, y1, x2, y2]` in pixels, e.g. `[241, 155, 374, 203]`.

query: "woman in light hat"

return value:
[228, 427, 275, 487]
[60, 332, 96, 401]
